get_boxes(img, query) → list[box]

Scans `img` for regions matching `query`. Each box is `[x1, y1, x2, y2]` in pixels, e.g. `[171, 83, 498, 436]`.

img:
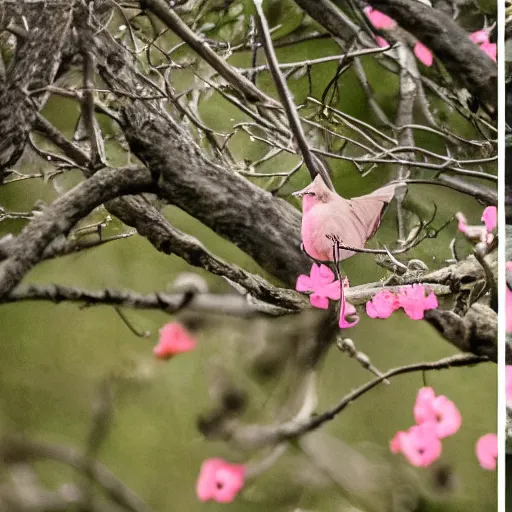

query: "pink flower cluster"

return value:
[296, 263, 359, 328]
[390, 387, 461, 467]
[153, 322, 196, 360]
[470, 28, 497, 62]
[297, 269, 439, 324]
[364, 7, 496, 65]
[366, 284, 438, 320]
[391, 388, 496, 471]
[196, 458, 245, 503]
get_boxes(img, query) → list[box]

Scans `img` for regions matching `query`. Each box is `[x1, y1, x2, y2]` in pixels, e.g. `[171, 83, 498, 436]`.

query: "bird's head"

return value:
[292, 174, 332, 213]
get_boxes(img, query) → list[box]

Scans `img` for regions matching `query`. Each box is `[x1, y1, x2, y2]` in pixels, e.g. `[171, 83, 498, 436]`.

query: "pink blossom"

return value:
[413, 387, 462, 438]
[196, 458, 245, 503]
[338, 278, 359, 328]
[469, 29, 496, 62]
[364, 6, 396, 30]
[339, 302, 359, 328]
[392, 423, 442, 467]
[481, 206, 497, 232]
[153, 322, 196, 360]
[390, 431, 405, 453]
[365, 285, 437, 320]
[413, 387, 436, 417]
[296, 264, 341, 309]
[475, 434, 497, 471]
[456, 212, 468, 234]
[413, 42, 433, 67]
[375, 35, 389, 48]
[506, 366, 512, 402]
[397, 284, 438, 320]
[366, 290, 400, 319]
[470, 29, 490, 45]
[507, 262, 512, 333]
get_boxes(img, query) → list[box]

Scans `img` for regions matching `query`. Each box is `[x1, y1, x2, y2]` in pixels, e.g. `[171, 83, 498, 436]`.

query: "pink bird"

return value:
[292, 175, 398, 261]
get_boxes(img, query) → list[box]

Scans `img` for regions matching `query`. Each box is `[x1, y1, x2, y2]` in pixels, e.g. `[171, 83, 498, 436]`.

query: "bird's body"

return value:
[293, 175, 397, 261]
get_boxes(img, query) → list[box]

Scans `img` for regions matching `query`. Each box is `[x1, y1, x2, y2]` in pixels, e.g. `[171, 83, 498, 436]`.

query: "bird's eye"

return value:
[305, 192, 316, 196]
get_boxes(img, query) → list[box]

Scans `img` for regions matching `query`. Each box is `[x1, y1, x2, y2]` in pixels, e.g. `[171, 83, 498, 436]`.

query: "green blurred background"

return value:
[0, 0, 497, 510]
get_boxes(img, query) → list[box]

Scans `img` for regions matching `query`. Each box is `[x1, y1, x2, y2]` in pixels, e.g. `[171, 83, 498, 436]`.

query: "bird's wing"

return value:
[348, 184, 399, 241]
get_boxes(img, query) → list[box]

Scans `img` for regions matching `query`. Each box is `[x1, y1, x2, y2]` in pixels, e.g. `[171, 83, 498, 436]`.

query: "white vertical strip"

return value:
[498, 0, 505, 508]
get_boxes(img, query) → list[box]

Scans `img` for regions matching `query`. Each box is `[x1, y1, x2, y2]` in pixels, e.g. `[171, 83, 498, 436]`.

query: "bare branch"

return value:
[0, 166, 155, 299]
[105, 196, 304, 309]
[213, 353, 489, 448]
[0, 2, 73, 181]
[0, 437, 153, 512]
[252, 0, 334, 188]
[141, 0, 279, 106]
[4, 284, 295, 317]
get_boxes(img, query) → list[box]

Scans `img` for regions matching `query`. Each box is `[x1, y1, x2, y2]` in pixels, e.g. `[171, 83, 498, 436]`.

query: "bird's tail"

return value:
[363, 181, 407, 203]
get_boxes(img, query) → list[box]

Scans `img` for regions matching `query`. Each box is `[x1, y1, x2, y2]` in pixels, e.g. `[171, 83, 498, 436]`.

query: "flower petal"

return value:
[432, 395, 462, 438]
[318, 280, 341, 300]
[414, 42, 433, 66]
[364, 6, 397, 30]
[390, 431, 405, 454]
[196, 459, 223, 502]
[310, 294, 329, 309]
[154, 322, 196, 359]
[413, 386, 437, 424]
[470, 29, 490, 45]
[475, 433, 497, 470]
[481, 206, 497, 232]
[366, 300, 379, 318]
[375, 35, 390, 48]
[339, 311, 359, 329]
[507, 284, 512, 333]
[317, 264, 335, 283]
[480, 42, 496, 62]
[423, 292, 438, 310]
[506, 366, 512, 402]
[196, 459, 245, 503]
[456, 212, 468, 234]
[366, 290, 399, 319]
[397, 284, 437, 320]
[296, 274, 312, 292]
[399, 423, 442, 467]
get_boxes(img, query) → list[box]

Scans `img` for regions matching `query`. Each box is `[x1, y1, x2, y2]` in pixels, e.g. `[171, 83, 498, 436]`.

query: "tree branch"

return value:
[364, 0, 497, 115]
[210, 353, 489, 448]
[0, 166, 155, 299]
[4, 284, 296, 317]
[0, 1, 73, 181]
[0, 437, 153, 512]
[141, 0, 279, 106]
[105, 196, 305, 309]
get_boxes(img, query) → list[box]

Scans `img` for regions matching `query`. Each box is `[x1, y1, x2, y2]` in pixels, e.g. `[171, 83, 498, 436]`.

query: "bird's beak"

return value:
[291, 186, 307, 197]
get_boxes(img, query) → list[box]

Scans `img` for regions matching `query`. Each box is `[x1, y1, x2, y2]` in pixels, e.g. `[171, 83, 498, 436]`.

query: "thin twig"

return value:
[228, 354, 488, 447]
[252, 0, 333, 189]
